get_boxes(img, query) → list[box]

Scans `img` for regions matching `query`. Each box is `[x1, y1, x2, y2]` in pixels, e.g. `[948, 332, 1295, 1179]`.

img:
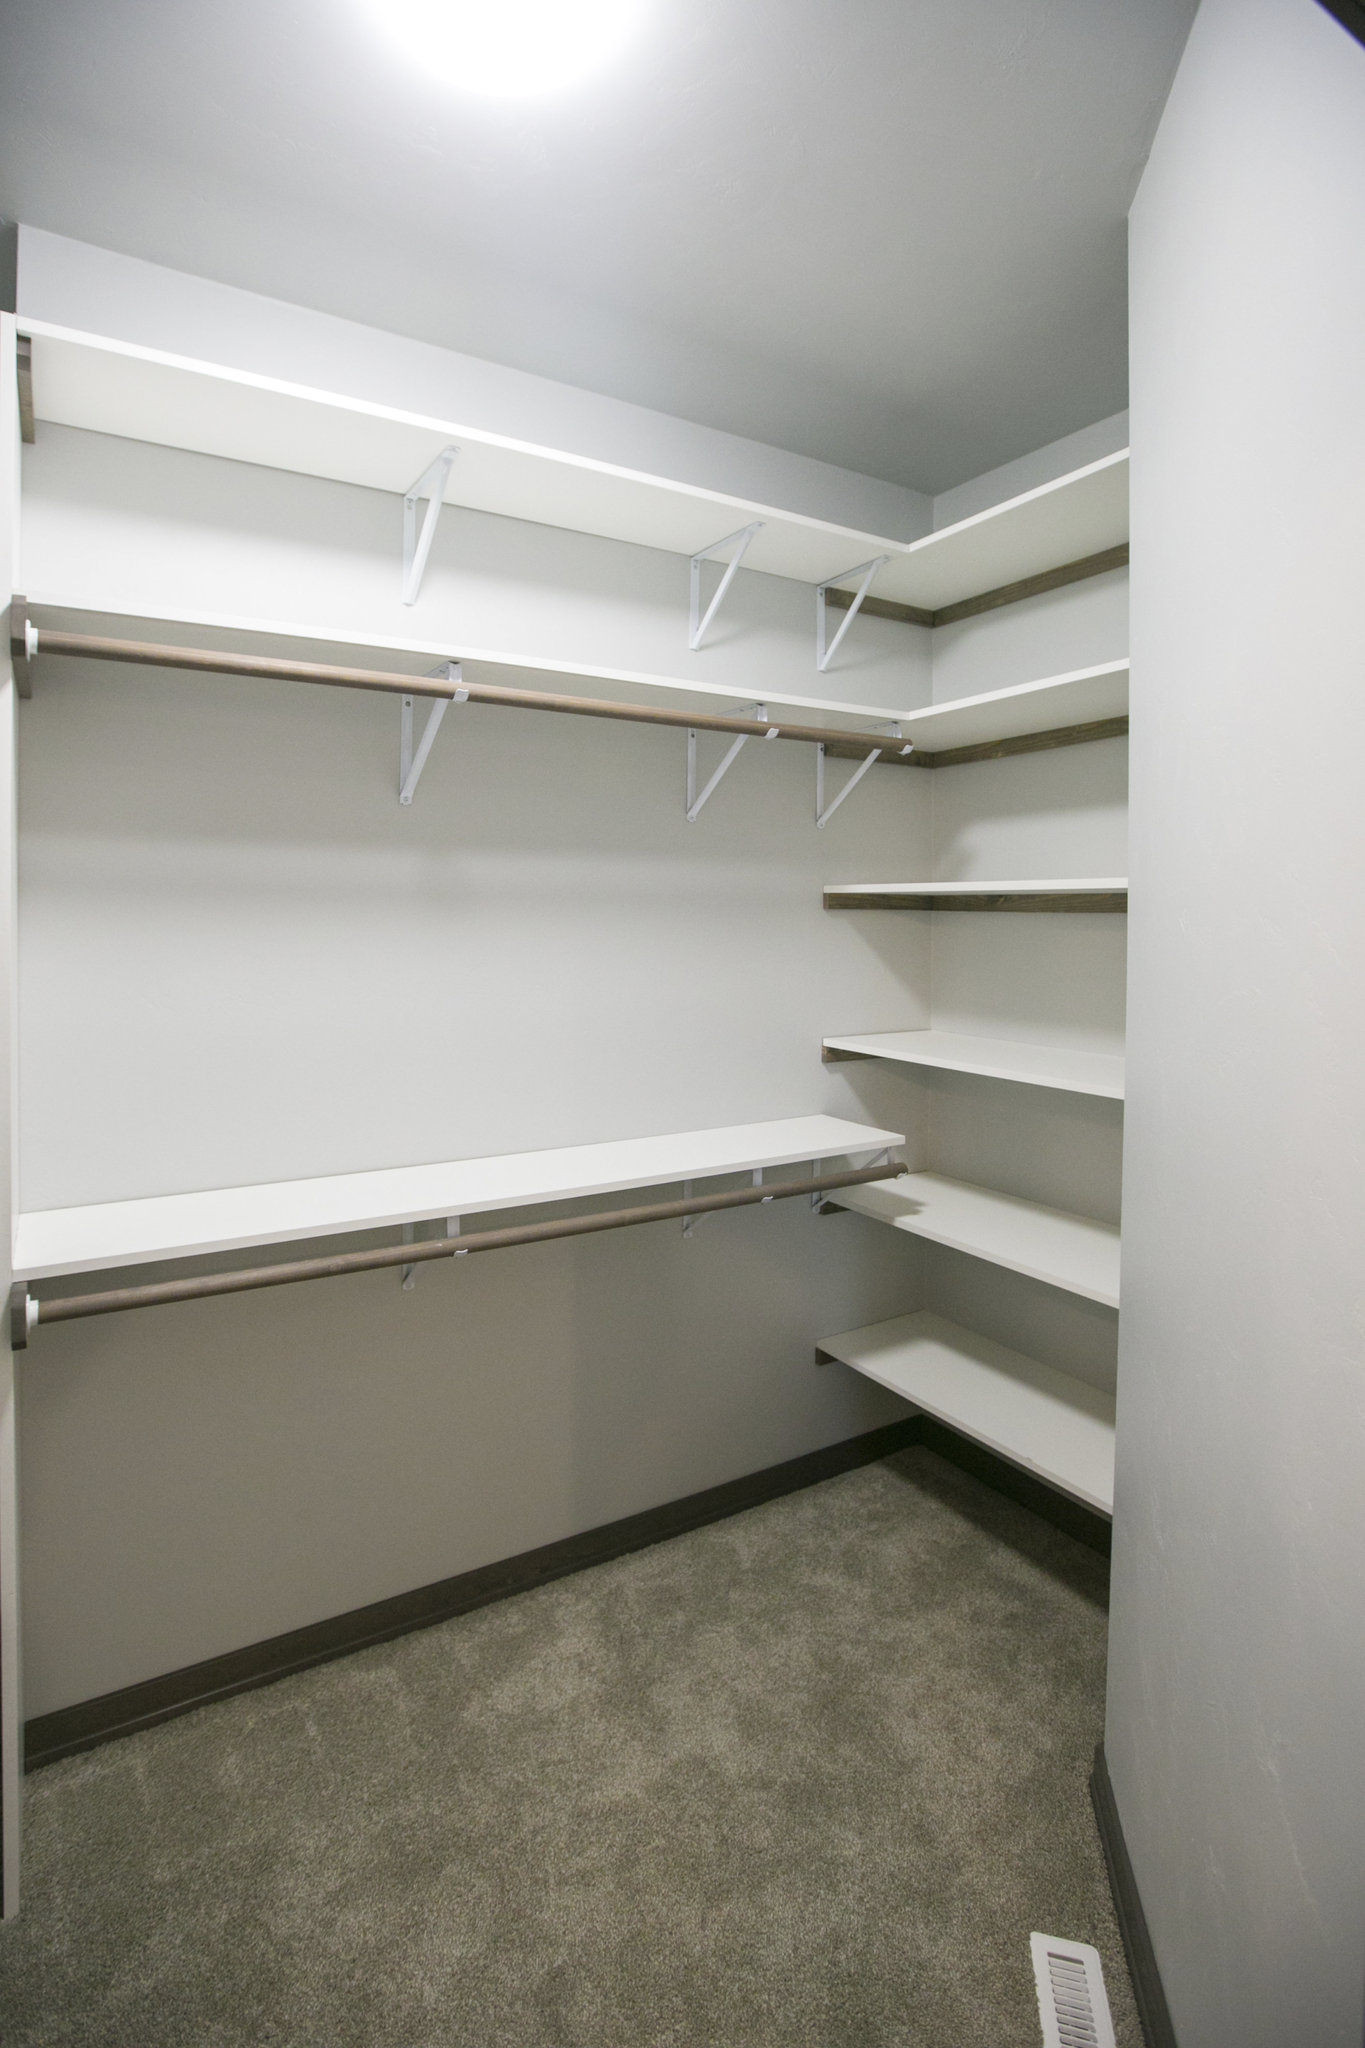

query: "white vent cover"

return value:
[1030, 1933, 1117, 2048]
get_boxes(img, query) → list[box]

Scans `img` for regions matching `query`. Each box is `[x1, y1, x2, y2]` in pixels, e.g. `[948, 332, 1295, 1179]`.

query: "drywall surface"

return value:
[15, 228, 933, 543]
[1107, 2, 1365, 2043]
[14, 416, 927, 1717]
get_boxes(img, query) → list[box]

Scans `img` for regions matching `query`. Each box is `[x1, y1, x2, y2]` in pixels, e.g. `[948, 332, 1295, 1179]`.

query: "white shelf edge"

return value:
[13, 1114, 903, 1282]
[829, 1170, 1121, 1307]
[821, 1029, 1125, 1100]
[818, 1308, 1115, 1515]
[824, 878, 1129, 895]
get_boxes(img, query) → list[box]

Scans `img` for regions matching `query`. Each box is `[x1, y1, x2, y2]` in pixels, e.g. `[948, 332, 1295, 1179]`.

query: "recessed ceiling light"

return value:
[362, 0, 648, 101]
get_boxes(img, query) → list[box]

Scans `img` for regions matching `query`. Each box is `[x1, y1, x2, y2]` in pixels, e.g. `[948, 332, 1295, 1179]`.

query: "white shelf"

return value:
[29, 604, 1129, 754]
[25, 321, 1128, 612]
[828, 1171, 1120, 1307]
[824, 878, 1128, 910]
[25, 599, 922, 732]
[13, 1115, 901, 1282]
[818, 1309, 1115, 1515]
[899, 660, 1128, 755]
[822, 1029, 1125, 1100]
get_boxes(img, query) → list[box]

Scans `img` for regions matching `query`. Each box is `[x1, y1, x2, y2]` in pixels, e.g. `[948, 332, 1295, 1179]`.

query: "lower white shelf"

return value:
[817, 1310, 1115, 1515]
[13, 1114, 902, 1282]
[824, 878, 1128, 911]
[828, 1171, 1120, 1307]
[822, 1028, 1125, 1100]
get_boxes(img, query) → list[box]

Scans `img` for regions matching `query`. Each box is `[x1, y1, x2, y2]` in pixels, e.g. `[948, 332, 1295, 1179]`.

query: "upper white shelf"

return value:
[822, 1028, 1125, 1100]
[13, 1114, 901, 1282]
[824, 879, 1128, 910]
[818, 1309, 1115, 1515]
[828, 1170, 1120, 1307]
[24, 322, 1129, 612]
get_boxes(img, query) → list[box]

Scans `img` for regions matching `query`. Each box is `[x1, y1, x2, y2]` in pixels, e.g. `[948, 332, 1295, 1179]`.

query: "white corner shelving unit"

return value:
[821, 1029, 1125, 1100]
[817, 1312, 1115, 1515]
[824, 1172, 1120, 1308]
[23, 321, 1128, 614]
[13, 1116, 901, 1282]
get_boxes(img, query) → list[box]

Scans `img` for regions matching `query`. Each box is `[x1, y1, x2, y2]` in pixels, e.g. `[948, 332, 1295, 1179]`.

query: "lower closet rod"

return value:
[24, 627, 919, 763]
[12, 1164, 895, 1341]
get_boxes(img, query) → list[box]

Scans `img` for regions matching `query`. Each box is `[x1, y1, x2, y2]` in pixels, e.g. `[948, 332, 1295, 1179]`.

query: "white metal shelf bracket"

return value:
[683, 1167, 773, 1238]
[402, 1216, 463, 1289]
[812, 1147, 892, 1213]
[815, 725, 901, 829]
[400, 662, 467, 806]
[402, 445, 459, 606]
[816, 555, 889, 672]
[689, 522, 763, 650]
[685, 702, 777, 822]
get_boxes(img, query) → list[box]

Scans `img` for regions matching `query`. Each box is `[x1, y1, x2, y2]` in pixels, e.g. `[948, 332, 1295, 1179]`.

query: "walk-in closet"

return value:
[1, 2, 1362, 2043]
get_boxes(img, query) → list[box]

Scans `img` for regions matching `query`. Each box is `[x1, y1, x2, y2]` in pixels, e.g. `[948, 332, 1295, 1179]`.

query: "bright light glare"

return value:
[365, 0, 647, 100]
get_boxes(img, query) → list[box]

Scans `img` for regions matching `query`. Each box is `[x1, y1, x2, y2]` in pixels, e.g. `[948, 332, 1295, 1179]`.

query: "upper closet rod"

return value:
[9, 1164, 896, 1344]
[15, 624, 921, 767]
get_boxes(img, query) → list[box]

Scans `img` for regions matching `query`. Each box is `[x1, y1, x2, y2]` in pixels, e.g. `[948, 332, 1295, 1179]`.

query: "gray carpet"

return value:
[0, 1447, 1140, 2046]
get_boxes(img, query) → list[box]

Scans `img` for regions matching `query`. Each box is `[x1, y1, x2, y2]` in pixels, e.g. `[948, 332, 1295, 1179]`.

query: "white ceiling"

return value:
[0, 0, 1195, 492]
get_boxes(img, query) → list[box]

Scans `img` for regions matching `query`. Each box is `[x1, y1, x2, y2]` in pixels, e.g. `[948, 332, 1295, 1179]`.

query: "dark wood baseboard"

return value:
[25, 1413, 1109, 1771]
[24, 1419, 914, 1769]
[916, 1418, 1110, 1556]
[1091, 1744, 1178, 2048]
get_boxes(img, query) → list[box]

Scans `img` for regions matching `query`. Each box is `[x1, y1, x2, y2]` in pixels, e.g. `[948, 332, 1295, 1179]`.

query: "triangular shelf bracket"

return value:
[816, 555, 889, 672]
[689, 522, 764, 650]
[399, 662, 467, 806]
[686, 701, 778, 822]
[402, 445, 459, 606]
[816, 724, 904, 828]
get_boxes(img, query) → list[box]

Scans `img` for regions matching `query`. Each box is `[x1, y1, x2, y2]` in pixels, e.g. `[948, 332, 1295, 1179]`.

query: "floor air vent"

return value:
[1030, 1933, 1116, 2048]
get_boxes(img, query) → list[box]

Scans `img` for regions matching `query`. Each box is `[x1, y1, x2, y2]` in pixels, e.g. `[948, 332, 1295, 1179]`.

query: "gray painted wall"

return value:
[1106, 1, 1365, 2042]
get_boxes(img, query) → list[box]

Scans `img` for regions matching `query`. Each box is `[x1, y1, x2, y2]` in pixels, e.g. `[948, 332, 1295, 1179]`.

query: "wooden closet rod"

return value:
[25, 628, 921, 766]
[12, 1164, 896, 1341]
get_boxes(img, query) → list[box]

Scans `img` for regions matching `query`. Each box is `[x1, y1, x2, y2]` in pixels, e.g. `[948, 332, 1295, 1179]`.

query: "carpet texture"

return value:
[0, 1446, 1140, 2046]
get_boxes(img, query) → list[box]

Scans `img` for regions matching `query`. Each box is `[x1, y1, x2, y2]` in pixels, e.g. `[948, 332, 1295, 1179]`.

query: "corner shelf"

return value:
[821, 1028, 1124, 1100]
[817, 1309, 1115, 1514]
[898, 659, 1128, 764]
[826, 1170, 1120, 1307]
[24, 321, 1128, 614]
[13, 1114, 901, 1282]
[823, 879, 1128, 912]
